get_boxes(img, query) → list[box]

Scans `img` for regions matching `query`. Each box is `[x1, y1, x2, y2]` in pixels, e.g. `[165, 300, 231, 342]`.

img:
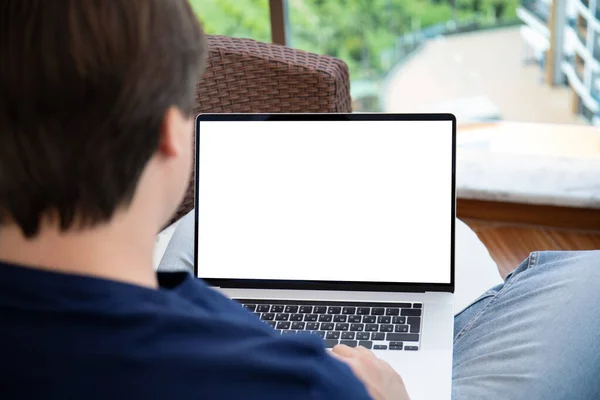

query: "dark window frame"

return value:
[269, 0, 288, 46]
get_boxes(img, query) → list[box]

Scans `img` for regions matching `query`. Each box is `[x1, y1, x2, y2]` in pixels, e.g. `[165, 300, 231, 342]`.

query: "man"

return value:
[2, 2, 599, 400]
[0, 1, 407, 399]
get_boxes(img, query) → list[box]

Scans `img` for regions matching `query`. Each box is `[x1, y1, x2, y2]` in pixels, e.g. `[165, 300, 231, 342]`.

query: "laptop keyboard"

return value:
[237, 300, 422, 351]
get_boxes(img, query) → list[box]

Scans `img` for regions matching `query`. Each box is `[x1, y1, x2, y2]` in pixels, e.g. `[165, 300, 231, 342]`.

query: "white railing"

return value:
[517, 6, 550, 37]
[574, 0, 600, 31]
[562, 60, 600, 112]
[565, 26, 600, 71]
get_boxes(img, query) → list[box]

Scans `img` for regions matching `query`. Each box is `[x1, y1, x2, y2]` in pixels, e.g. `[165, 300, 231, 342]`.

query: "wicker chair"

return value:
[171, 35, 352, 223]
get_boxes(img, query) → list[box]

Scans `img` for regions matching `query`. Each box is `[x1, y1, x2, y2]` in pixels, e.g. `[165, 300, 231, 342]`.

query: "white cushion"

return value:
[454, 219, 503, 314]
[153, 219, 182, 270]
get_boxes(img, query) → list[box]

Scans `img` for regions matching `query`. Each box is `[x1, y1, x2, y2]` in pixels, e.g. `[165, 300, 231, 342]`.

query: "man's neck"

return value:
[0, 211, 159, 289]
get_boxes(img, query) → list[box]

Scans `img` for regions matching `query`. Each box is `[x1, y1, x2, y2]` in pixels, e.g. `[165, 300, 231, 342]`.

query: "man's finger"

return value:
[329, 349, 349, 363]
[355, 344, 376, 358]
[332, 344, 357, 358]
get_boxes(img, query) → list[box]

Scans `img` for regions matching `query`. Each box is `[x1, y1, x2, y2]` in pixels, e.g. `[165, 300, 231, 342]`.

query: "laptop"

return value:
[194, 113, 455, 399]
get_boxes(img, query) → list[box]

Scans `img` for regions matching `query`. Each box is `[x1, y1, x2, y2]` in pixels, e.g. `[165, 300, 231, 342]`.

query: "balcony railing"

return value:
[594, 36, 600, 60]
[575, 56, 586, 82]
[520, 0, 550, 23]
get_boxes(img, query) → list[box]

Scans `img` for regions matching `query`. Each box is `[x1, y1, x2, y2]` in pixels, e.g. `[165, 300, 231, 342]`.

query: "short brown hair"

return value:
[0, 0, 206, 237]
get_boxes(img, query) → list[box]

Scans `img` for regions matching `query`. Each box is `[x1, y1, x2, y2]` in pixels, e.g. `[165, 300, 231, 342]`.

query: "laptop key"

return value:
[290, 314, 304, 321]
[306, 322, 319, 330]
[405, 346, 419, 351]
[386, 333, 419, 342]
[377, 316, 391, 324]
[341, 332, 356, 340]
[348, 315, 362, 323]
[342, 307, 356, 315]
[243, 304, 256, 312]
[276, 322, 291, 330]
[371, 308, 385, 315]
[401, 309, 422, 317]
[350, 324, 364, 332]
[291, 322, 305, 330]
[304, 314, 318, 322]
[327, 307, 342, 314]
[314, 331, 326, 338]
[272, 305, 284, 313]
[257, 305, 271, 312]
[260, 313, 275, 321]
[266, 321, 276, 328]
[321, 323, 335, 331]
[385, 308, 400, 316]
[389, 345, 403, 350]
[282, 330, 296, 335]
[357, 307, 370, 315]
[413, 303, 423, 309]
[365, 324, 379, 332]
[363, 316, 376, 323]
[357, 332, 370, 340]
[390, 341, 404, 347]
[326, 331, 341, 340]
[372, 332, 385, 341]
[358, 341, 373, 349]
[392, 316, 406, 324]
[318, 314, 333, 322]
[395, 325, 409, 333]
[299, 306, 313, 313]
[408, 316, 421, 333]
[275, 313, 290, 321]
[380, 324, 393, 333]
[333, 315, 347, 323]
[374, 344, 388, 350]
[335, 323, 349, 331]
[285, 306, 299, 313]
[314, 306, 327, 313]
[324, 339, 339, 348]
[340, 340, 358, 348]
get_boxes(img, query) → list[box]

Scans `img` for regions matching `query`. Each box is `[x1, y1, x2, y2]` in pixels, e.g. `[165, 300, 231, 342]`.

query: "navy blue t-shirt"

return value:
[0, 262, 370, 399]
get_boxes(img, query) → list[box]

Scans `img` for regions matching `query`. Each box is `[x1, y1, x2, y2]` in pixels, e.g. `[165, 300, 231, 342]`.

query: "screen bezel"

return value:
[194, 113, 456, 293]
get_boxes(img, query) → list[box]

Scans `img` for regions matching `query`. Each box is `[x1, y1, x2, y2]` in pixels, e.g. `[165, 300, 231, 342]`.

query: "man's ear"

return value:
[158, 107, 191, 157]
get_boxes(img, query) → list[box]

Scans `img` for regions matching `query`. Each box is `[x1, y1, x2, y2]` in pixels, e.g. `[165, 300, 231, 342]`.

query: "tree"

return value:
[190, 0, 271, 42]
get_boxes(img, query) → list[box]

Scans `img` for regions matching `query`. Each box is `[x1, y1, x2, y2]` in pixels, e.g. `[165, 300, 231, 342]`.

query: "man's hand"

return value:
[331, 344, 410, 400]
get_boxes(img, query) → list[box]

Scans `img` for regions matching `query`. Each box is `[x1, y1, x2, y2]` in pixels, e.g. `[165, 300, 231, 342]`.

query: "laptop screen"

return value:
[195, 116, 454, 288]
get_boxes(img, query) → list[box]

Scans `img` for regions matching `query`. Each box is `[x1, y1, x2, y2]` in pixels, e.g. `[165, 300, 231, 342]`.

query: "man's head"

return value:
[0, 0, 206, 238]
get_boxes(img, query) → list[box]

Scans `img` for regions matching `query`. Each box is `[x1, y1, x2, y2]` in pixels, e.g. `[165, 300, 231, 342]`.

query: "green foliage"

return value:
[189, 0, 271, 42]
[190, 0, 520, 80]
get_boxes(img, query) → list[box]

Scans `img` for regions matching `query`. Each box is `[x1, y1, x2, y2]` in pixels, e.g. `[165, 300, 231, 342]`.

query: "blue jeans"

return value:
[160, 212, 600, 399]
[453, 250, 600, 399]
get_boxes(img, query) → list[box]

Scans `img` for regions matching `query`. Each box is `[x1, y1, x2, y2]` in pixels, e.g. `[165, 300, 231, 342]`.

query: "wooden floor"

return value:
[464, 220, 600, 278]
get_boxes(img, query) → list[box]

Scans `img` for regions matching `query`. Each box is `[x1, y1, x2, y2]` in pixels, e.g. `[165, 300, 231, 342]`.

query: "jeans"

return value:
[453, 250, 600, 399]
[160, 212, 600, 399]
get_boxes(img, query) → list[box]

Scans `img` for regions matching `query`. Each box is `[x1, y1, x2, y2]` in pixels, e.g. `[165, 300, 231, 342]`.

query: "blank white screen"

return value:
[197, 120, 452, 284]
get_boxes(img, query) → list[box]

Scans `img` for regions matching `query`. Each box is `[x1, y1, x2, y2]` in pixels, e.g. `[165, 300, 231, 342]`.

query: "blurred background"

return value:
[189, 0, 599, 126]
